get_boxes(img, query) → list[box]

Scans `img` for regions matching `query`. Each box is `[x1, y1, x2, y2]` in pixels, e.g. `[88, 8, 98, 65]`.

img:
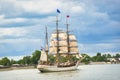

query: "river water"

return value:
[0, 64, 120, 80]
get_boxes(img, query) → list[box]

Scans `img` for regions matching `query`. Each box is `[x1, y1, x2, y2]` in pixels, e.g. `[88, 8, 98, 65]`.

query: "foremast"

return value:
[45, 26, 48, 64]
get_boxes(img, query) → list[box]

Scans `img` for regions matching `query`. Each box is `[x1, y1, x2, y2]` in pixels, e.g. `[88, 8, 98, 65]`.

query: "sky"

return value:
[0, 0, 120, 59]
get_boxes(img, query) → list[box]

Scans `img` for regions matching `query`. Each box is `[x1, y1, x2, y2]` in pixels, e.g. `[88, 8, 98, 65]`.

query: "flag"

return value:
[41, 46, 44, 51]
[57, 9, 61, 13]
[67, 15, 70, 18]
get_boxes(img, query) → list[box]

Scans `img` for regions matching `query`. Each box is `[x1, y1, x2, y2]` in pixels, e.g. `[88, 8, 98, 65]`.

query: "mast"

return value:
[45, 26, 48, 64]
[66, 15, 70, 59]
[56, 15, 59, 64]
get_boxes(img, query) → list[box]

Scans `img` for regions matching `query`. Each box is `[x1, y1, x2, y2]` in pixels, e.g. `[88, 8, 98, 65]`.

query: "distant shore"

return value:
[80, 61, 119, 65]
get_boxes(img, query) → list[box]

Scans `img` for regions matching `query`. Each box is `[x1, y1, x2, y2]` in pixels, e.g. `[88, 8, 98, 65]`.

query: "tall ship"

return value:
[37, 12, 82, 72]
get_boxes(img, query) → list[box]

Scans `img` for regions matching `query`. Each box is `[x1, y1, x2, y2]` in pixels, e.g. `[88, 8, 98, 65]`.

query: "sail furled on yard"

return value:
[49, 30, 79, 55]
[69, 34, 79, 54]
[49, 31, 68, 54]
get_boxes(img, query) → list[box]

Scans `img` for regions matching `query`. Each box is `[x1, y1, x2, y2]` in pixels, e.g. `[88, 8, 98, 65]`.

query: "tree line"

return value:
[0, 50, 41, 67]
[81, 52, 120, 64]
[0, 50, 120, 66]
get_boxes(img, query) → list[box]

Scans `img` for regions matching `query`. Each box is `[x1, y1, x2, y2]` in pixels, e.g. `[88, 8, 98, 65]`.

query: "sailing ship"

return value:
[37, 14, 82, 72]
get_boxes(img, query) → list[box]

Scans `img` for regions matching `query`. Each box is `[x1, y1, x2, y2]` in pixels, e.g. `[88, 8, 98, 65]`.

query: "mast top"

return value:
[66, 15, 70, 25]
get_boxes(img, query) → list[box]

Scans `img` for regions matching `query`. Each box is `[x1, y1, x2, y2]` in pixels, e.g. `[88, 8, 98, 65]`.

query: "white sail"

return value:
[50, 31, 68, 54]
[49, 30, 81, 55]
[70, 47, 79, 53]
[69, 34, 76, 40]
[70, 42, 77, 46]
[40, 50, 47, 61]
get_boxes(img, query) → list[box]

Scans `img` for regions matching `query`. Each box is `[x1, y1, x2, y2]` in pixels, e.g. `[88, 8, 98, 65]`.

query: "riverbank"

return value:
[0, 66, 35, 71]
[79, 61, 120, 66]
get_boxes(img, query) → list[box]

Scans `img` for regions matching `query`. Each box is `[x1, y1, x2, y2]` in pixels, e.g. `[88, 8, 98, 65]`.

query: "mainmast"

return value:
[56, 15, 59, 64]
[45, 26, 48, 64]
[66, 15, 70, 59]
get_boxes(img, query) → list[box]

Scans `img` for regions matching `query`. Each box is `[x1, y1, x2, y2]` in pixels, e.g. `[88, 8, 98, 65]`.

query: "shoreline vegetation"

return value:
[0, 50, 120, 71]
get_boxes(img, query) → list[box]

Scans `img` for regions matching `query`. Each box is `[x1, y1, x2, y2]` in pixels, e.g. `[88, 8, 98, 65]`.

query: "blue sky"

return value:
[0, 0, 120, 59]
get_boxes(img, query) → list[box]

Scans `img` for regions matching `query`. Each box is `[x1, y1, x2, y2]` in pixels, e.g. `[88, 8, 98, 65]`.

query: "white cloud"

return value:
[71, 6, 85, 14]
[0, 0, 61, 14]
[92, 12, 109, 21]
[0, 38, 42, 44]
[0, 14, 5, 20]
[79, 43, 119, 53]
[0, 0, 86, 16]
[1, 18, 27, 24]
[77, 42, 120, 56]
[0, 55, 24, 61]
[0, 14, 28, 26]
[0, 0, 23, 16]
[14, 18, 27, 22]
[0, 38, 42, 56]
[20, 0, 61, 14]
[0, 28, 28, 37]
[0, 14, 56, 27]
[18, 0, 85, 14]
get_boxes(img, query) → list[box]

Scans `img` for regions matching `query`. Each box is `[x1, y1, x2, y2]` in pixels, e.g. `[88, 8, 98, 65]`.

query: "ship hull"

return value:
[37, 65, 78, 72]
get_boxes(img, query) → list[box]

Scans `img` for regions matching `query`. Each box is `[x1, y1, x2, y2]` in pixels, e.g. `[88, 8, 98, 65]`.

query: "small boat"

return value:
[37, 13, 82, 72]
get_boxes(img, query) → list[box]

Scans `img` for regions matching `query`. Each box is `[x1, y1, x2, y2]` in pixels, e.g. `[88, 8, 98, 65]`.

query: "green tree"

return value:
[17, 59, 24, 65]
[92, 56, 97, 62]
[23, 56, 32, 65]
[92, 53, 107, 62]
[81, 54, 91, 64]
[96, 56, 104, 62]
[115, 53, 120, 58]
[10, 59, 17, 65]
[0, 57, 11, 66]
[31, 50, 41, 65]
[106, 54, 112, 58]
[102, 54, 107, 62]
[96, 52, 103, 62]
[97, 52, 101, 56]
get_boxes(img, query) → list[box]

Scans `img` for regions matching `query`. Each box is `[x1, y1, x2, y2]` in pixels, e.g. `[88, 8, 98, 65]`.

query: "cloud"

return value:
[0, 0, 120, 57]
[0, 0, 23, 17]
[0, 17, 29, 27]
[0, 27, 28, 38]
[71, 6, 85, 14]
[0, 14, 56, 27]
[0, 15, 5, 20]
[0, 55, 24, 61]
[20, 0, 61, 14]
[0, 0, 86, 17]
[0, 38, 42, 56]
[0, 0, 61, 17]
[79, 42, 120, 55]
